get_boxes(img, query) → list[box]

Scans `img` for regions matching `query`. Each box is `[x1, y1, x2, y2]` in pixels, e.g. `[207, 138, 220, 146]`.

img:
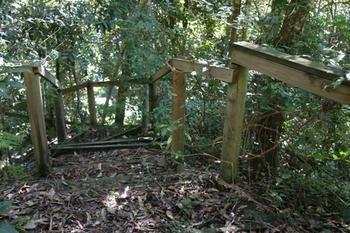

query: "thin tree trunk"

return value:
[72, 60, 83, 123]
[241, 0, 251, 40]
[101, 86, 114, 125]
[254, 0, 315, 174]
[115, 83, 128, 127]
[101, 59, 122, 125]
[0, 97, 4, 130]
[226, 0, 242, 65]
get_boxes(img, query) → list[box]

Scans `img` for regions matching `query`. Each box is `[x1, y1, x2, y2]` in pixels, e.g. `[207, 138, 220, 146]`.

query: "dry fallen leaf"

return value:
[166, 210, 175, 220]
[24, 220, 37, 230]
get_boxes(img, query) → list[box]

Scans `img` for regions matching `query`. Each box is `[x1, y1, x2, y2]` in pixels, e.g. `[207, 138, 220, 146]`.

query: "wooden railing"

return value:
[1, 64, 66, 176]
[2, 42, 349, 180]
[61, 80, 149, 127]
[149, 58, 235, 159]
[150, 43, 350, 183]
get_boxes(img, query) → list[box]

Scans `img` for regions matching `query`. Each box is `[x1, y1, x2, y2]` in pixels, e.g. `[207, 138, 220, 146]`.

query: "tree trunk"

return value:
[101, 86, 114, 125]
[72, 60, 83, 123]
[253, 0, 315, 175]
[226, 0, 241, 66]
[275, 0, 315, 46]
[115, 83, 128, 127]
[0, 97, 4, 130]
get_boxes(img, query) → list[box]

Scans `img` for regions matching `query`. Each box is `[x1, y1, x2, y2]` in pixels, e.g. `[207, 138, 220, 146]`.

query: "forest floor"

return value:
[1, 130, 349, 233]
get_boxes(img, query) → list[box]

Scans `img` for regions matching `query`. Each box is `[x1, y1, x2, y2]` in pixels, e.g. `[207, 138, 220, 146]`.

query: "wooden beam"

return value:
[149, 83, 157, 112]
[171, 58, 234, 83]
[62, 82, 88, 95]
[62, 80, 148, 95]
[52, 142, 159, 152]
[54, 89, 67, 143]
[151, 64, 172, 83]
[102, 125, 142, 141]
[149, 83, 157, 129]
[33, 65, 61, 89]
[0, 65, 33, 74]
[92, 80, 121, 87]
[220, 67, 248, 183]
[58, 137, 154, 147]
[142, 84, 150, 133]
[23, 70, 50, 176]
[1, 65, 61, 89]
[92, 80, 148, 87]
[87, 81, 97, 127]
[171, 70, 186, 158]
[232, 42, 346, 82]
[231, 42, 350, 104]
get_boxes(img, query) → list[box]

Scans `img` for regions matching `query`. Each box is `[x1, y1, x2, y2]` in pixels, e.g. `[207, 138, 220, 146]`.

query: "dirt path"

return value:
[1, 147, 348, 232]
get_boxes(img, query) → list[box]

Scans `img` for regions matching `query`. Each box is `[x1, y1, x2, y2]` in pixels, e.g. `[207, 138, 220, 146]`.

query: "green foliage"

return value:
[0, 132, 23, 151]
[177, 195, 201, 217]
[0, 201, 12, 216]
[268, 160, 350, 214]
[3, 165, 30, 180]
[0, 222, 17, 233]
[0, 0, 349, 227]
[0, 201, 17, 233]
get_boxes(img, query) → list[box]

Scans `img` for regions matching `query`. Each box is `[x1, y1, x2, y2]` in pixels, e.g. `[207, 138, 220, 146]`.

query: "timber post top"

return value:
[150, 58, 234, 83]
[0, 63, 61, 90]
[231, 41, 348, 85]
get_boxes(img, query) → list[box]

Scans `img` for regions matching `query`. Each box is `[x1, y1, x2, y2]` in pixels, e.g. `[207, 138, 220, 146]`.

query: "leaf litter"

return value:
[1, 146, 349, 232]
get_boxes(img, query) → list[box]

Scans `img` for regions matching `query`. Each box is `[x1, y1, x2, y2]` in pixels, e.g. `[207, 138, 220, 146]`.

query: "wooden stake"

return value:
[87, 81, 97, 127]
[149, 83, 157, 112]
[142, 84, 150, 133]
[24, 71, 50, 176]
[171, 70, 186, 158]
[220, 66, 248, 183]
[54, 89, 66, 142]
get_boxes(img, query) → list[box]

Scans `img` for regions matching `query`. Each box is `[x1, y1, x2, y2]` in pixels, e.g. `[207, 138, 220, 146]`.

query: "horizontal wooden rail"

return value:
[0, 65, 61, 89]
[170, 58, 234, 83]
[33, 65, 61, 89]
[231, 42, 350, 104]
[62, 80, 149, 95]
[150, 59, 234, 83]
[1, 64, 65, 176]
[151, 64, 172, 82]
[62, 82, 88, 94]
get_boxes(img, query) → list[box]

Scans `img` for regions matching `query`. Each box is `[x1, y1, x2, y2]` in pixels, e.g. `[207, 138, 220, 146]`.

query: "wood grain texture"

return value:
[87, 82, 97, 126]
[142, 84, 150, 133]
[1, 65, 61, 89]
[151, 64, 172, 82]
[171, 58, 234, 83]
[24, 71, 51, 176]
[33, 65, 61, 89]
[232, 42, 346, 82]
[231, 47, 350, 104]
[62, 82, 88, 94]
[54, 90, 67, 143]
[220, 67, 248, 183]
[171, 71, 186, 158]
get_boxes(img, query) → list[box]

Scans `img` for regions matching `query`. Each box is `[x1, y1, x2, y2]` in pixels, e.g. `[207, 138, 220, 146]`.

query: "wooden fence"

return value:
[1, 65, 65, 176]
[1, 42, 349, 181]
[150, 43, 350, 183]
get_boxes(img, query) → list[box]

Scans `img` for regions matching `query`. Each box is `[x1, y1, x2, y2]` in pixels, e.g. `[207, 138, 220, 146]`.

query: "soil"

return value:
[1, 132, 349, 232]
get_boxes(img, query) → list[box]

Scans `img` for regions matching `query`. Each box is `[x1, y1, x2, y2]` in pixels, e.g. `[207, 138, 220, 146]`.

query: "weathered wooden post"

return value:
[142, 84, 150, 134]
[149, 83, 157, 112]
[24, 69, 50, 176]
[171, 70, 186, 158]
[87, 81, 97, 127]
[220, 66, 248, 183]
[54, 89, 67, 142]
[148, 82, 157, 130]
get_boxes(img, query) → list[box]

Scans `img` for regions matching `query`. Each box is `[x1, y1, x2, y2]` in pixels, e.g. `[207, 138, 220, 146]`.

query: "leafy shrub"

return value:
[0, 132, 23, 151]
